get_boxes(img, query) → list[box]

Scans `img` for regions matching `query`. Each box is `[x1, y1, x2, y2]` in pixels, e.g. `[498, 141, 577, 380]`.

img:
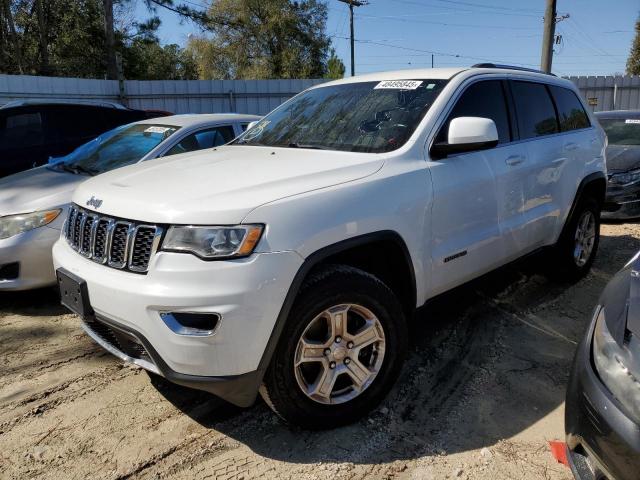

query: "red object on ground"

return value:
[549, 440, 569, 466]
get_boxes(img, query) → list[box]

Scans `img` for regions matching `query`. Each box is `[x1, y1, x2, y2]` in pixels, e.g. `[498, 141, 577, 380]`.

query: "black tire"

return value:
[260, 265, 407, 429]
[550, 197, 601, 281]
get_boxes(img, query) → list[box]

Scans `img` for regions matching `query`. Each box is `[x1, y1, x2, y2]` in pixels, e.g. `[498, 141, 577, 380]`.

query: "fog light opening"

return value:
[160, 312, 221, 336]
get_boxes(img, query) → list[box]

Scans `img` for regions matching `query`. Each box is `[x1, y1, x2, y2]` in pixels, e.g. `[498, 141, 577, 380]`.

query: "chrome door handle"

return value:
[505, 155, 525, 166]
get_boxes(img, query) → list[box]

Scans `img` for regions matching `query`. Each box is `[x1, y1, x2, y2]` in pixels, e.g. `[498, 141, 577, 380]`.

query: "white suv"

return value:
[53, 65, 606, 429]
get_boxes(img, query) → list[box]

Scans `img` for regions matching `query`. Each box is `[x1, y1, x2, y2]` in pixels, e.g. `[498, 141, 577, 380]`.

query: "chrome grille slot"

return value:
[63, 205, 162, 274]
[71, 211, 84, 249]
[93, 219, 110, 262]
[79, 215, 95, 257]
[108, 222, 131, 268]
[130, 226, 158, 272]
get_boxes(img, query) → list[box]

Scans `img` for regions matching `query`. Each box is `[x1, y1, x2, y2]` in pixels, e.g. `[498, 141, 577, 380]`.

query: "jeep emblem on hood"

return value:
[86, 196, 103, 209]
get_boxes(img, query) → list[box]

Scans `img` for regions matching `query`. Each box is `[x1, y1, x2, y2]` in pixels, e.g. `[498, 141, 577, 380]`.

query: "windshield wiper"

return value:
[287, 142, 328, 150]
[58, 163, 96, 176]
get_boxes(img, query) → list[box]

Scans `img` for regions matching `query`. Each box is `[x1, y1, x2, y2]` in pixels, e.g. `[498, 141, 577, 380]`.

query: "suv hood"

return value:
[73, 146, 385, 224]
[606, 144, 640, 174]
[0, 166, 82, 216]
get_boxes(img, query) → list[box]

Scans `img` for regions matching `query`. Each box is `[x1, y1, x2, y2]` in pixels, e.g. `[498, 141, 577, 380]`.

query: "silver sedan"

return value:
[0, 113, 260, 290]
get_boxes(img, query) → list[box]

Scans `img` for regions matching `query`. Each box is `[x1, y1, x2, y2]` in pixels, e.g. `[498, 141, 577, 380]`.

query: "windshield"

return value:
[48, 123, 179, 175]
[599, 117, 640, 146]
[234, 79, 448, 153]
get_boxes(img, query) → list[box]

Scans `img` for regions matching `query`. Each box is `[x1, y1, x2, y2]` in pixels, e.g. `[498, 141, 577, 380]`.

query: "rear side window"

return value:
[0, 111, 44, 148]
[438, 80, 512, 144]
[549, 86, 590, 131]
[165, 125, 236, 156]
[45, 106, 107, 141]
[512, 81, 559, 139]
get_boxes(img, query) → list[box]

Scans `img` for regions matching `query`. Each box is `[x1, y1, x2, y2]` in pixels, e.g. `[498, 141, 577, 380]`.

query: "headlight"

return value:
[592, 306, 640, 423]
[0, 209, 62, 240]
[162, 225, 263, 259]
[609, 168, 640, 186]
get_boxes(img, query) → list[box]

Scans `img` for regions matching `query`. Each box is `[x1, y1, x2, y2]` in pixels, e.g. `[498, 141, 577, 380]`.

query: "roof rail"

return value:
[471, 63, 556, 77]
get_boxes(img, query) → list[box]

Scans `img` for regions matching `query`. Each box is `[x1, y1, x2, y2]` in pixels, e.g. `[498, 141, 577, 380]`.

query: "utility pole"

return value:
[338, 0, 368, 76]
[540, 0, 556, 73]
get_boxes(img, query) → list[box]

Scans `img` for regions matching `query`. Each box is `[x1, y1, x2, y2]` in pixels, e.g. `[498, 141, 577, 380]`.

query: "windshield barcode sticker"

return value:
[374, 80, 423, 90]
[625, 119, 640, 124]
[144, 126, 171, 133]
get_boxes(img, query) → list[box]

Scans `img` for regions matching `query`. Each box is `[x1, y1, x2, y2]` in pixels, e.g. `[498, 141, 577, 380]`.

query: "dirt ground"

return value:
[1, 222, 639, 480]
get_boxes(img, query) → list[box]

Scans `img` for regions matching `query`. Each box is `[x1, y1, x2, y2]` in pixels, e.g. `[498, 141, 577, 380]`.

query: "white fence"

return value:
[0, 75, 327, 115]
[2, 73, 640, 115]
[566, 75, 640, 112]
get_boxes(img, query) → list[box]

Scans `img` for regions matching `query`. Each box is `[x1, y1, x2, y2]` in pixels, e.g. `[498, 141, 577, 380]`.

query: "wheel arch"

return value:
[561, 171, 606, 238]
[255, 230, 417, 378]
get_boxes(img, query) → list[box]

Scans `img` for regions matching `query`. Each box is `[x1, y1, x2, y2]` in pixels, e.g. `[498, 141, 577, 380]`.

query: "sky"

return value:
[134, 0, 638, 78]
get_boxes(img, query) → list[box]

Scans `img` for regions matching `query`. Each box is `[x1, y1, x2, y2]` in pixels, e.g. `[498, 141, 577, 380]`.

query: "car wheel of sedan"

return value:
[260, 265, 407, 429]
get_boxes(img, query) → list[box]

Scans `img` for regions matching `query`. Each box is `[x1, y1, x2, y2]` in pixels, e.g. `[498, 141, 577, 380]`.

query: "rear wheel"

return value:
[260, 265, 407, 429]
[551, 197, 601, 281]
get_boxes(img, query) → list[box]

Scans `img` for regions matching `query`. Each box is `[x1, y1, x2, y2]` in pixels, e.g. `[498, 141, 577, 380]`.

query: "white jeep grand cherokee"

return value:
[54, 65, 606, 429]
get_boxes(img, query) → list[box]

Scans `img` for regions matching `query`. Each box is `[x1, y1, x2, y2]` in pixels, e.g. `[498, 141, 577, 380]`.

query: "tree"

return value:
[187, 0, 333, 79]
[103, 0, 118, 79]
[325, 48, 345, 79]
[627, 14, 640, 75]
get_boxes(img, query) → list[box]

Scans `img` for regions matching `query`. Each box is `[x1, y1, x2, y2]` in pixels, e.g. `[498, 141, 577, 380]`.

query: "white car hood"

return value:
[0, 166, 83, 216]
[73, 146, 385, 224]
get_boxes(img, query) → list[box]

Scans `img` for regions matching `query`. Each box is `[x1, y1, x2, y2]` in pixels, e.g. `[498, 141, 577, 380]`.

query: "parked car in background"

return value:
[0, 113, 260, 290]
[53, 65, 606, 428]
[565, 251, 640, 480]
[596, 110, 640, 219]
[0, 100, 171, 178]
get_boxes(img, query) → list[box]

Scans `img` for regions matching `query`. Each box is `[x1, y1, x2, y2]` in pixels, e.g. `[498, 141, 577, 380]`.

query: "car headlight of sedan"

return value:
[162, 225, 263, 259]
[592, 306, 640, 423]
[0, 209, 62, 240]
[609, 168, 640, 186]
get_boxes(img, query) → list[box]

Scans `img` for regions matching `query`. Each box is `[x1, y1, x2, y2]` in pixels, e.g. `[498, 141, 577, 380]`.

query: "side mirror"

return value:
[430, 116, 499, 159]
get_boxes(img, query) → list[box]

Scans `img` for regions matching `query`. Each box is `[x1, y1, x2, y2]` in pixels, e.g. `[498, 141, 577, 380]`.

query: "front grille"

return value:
[63, 205, 163, 273]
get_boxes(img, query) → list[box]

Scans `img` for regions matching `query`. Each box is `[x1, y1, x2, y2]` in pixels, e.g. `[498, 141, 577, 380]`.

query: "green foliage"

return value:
[0, 0, 197, 79]
[627, 14, 640, 75]
[325, 48, 345, 79]
[187, 0, 335, 79]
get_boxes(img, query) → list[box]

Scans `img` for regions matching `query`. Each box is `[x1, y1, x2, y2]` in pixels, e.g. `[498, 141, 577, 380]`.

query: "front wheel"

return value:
[551, 197, 601, 281]
[260, 265, 407, 429]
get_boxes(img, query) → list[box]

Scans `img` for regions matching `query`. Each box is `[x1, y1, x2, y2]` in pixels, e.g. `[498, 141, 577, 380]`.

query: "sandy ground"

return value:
[1, 222, 639, 480]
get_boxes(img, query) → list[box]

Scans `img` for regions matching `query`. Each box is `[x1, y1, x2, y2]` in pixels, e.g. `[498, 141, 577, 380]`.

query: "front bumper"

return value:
[52, 239, 302, 404]
[565, 322, 640, 480]
[0, 225, 60, 290]
[603, 182, 640, 220]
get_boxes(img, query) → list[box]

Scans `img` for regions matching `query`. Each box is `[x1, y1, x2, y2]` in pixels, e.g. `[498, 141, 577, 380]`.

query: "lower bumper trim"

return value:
[81, 313, 262, 407]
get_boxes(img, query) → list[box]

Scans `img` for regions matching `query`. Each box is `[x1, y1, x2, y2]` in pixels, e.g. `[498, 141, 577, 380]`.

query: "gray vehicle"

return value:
[596, 110, 640, 219]
[0, 113, 260, 290]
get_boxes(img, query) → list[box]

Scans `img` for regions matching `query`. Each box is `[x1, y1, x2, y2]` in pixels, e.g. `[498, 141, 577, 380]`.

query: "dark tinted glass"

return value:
[0, 111, 43, 148]
[46, 106, 107, 141]
[234, 79, 448, 153]
[438, 80, 511, 144]
[165, 125, 235, 156]
[549, 86, 590, 131]
[512, 81, 559, 138]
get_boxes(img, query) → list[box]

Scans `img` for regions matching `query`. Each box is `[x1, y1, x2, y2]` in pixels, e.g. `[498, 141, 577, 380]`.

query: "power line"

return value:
[356, 12, 540, 29]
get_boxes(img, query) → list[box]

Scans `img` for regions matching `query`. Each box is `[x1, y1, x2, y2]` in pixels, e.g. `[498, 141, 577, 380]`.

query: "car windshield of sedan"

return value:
[48, 123, 179, 175]
[599, 118, 640, 146]
[233, 79, 448, 153]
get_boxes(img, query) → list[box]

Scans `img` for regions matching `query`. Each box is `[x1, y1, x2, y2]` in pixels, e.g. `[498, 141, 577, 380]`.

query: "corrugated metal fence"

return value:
[566, 75, 640, 112]
[1, 73, 640, 114]
[0, 74, 327, 115]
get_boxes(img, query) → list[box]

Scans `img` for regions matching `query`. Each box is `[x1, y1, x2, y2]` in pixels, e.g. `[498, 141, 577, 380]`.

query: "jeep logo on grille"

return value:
[86, 196, 103, 209]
